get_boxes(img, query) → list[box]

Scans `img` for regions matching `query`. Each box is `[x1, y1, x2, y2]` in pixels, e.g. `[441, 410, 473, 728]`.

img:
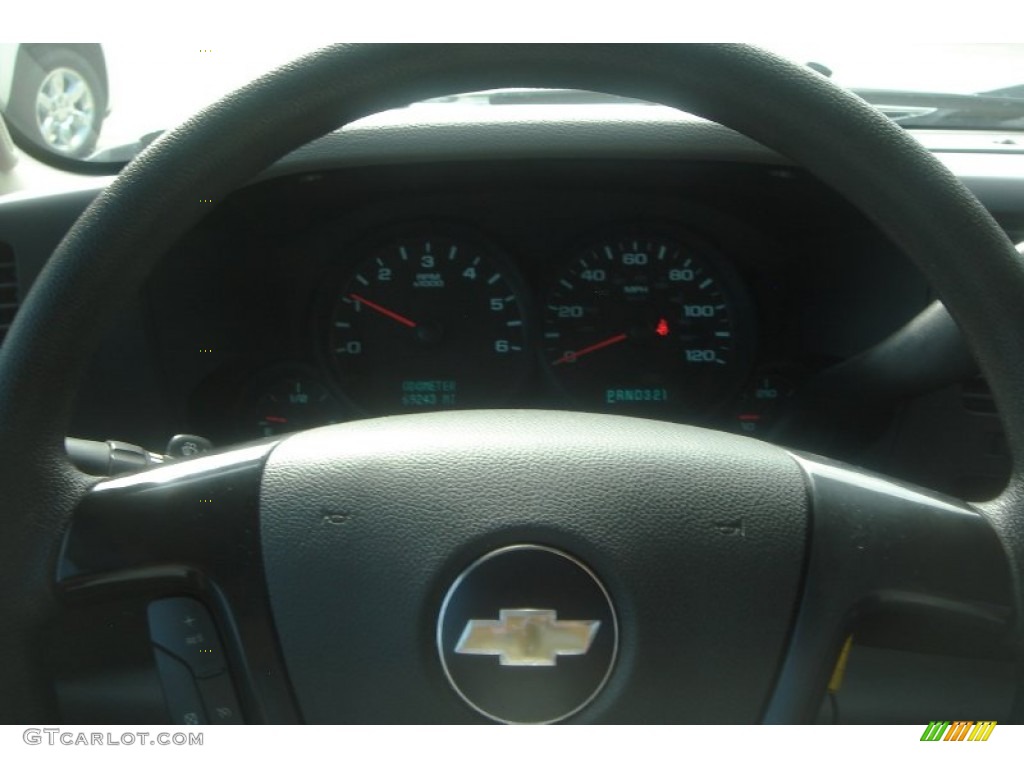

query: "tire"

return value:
[6, 47, 106, 159]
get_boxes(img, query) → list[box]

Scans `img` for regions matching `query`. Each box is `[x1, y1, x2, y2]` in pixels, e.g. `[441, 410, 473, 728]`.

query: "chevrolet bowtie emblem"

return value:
[455, 609, 600, 666]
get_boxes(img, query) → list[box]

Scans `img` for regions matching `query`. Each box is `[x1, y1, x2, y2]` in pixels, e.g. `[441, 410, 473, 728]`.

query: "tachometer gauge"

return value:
[543, 230, 753, 418]
[326, 231, 530, 414]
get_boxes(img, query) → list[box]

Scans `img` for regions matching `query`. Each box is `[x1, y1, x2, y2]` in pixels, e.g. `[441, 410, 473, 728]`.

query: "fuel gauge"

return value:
[244, 372, 343, 437]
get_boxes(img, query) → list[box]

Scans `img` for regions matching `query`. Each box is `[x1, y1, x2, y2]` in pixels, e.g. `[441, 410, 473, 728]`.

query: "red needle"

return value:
[264, 416, 288, 424]
[553, 332, 628, 365]
[349, 293, 418, 328]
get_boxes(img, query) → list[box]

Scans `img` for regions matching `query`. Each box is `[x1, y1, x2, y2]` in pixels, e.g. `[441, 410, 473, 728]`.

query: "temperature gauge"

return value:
[731, 372, 795, 437]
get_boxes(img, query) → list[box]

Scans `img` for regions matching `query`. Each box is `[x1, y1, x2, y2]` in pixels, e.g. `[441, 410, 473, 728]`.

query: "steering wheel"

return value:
[1, 44, 1022, 724]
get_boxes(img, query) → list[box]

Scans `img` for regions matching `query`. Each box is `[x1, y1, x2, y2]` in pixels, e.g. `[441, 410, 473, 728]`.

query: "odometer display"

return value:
[543, 232, 752, 418]
[327, 232, 530, 414]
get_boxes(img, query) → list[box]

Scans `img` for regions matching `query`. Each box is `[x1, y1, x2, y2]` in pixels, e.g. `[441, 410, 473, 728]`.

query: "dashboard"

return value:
[2, 111, 1020, 499]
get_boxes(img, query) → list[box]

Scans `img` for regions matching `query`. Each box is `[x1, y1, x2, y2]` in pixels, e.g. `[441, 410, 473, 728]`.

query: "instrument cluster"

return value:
[157, 158, 925, 447]
[229, 219, 795, 441]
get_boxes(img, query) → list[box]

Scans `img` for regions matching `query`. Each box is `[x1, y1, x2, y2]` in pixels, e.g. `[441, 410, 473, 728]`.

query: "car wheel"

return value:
[7, 47, 106, 159]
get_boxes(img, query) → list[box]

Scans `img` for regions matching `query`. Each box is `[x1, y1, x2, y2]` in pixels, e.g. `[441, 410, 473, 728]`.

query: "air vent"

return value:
[0, 241, 18, 346]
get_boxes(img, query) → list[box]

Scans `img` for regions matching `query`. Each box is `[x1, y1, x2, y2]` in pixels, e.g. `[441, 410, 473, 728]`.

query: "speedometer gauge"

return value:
[326, 230, 530, 415]
[543, 230, 753, 418]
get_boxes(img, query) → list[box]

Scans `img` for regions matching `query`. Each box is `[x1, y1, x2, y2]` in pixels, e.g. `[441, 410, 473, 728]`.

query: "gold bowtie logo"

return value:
[455, 609, 600, 666]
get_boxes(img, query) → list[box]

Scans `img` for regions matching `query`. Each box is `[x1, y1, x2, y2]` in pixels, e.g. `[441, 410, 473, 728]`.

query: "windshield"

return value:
[1, 43, 1023, 166]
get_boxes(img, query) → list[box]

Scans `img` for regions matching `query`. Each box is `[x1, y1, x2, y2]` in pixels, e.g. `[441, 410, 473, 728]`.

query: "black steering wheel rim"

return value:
[1, 43, 1022, 723]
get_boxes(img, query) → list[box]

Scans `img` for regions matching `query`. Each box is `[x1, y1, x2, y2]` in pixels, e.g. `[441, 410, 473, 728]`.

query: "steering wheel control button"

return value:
[196, 673, 244, 724]
[147, 597, 226, 678]
[152, 647, 208, 725]
[437, 545, 617, 724]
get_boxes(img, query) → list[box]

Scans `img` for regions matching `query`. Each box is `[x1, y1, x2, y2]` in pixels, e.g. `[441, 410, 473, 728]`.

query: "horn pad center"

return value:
[437, 545, 618, 724]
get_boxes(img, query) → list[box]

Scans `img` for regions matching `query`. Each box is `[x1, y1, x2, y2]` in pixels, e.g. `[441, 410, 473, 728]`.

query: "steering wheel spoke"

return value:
[56, 441, 301, 724]
[765, 453, 1015, 723]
